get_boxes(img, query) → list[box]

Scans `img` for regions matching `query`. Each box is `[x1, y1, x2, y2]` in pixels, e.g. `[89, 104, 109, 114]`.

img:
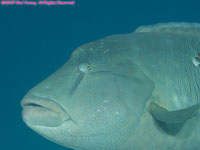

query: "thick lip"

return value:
[21, 94, 67, 113]
[21, 94, 72, 127]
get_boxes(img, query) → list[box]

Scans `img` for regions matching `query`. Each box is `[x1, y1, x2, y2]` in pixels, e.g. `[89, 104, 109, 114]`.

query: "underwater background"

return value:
[1, 0, 200, 149]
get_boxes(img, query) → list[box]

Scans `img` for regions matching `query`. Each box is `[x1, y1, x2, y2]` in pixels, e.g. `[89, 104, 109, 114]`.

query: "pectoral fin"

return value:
[149, 102, 200, 123]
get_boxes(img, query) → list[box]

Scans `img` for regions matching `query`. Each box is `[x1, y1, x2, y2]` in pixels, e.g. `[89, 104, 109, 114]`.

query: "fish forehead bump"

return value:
[71, 39, 110, 61]
[134, 22, 200, 36]
[70, 35, 128, 65]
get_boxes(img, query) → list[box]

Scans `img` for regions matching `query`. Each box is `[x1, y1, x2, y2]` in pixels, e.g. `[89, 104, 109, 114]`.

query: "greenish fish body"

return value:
[21, 22, 200, 150]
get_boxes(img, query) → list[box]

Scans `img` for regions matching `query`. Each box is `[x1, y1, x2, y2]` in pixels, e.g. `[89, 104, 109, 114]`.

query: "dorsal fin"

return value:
[134, 22, 200, 35]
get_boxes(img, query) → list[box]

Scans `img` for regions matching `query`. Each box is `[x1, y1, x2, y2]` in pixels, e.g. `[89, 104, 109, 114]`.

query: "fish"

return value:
[21, 22, 200, 150]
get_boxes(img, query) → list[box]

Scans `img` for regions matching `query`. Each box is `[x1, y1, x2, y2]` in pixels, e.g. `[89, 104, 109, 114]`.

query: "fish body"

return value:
[21, 22, 200, 150]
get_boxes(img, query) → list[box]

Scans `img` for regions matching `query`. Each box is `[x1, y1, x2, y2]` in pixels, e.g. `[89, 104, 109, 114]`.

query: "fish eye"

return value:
[79, 63, 91, 73]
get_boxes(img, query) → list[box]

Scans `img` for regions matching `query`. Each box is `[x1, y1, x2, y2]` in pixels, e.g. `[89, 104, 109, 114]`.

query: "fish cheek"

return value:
[106, 61, 155, 134]
[66, 71, 153, 148]
[71, 73, 127, 124]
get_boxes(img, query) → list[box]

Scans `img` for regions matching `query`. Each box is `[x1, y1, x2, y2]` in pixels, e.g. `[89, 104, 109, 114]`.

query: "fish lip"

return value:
[21, 94, 73, 127]
[21, 94, 66, 113]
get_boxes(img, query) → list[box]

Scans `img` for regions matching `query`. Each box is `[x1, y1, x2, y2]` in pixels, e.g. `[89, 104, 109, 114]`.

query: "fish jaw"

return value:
[21, 94, 72, 127]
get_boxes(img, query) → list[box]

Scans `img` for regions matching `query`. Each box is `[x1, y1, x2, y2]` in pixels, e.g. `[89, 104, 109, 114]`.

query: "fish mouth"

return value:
[21, 94, 71, 127]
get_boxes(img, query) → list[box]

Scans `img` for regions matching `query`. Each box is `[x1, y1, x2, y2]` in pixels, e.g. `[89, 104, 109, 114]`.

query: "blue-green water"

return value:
[1, 0, 200, 149]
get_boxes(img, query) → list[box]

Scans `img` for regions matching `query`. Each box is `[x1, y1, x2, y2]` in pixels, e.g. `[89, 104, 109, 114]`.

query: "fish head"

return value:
[21, 37, 154, 149]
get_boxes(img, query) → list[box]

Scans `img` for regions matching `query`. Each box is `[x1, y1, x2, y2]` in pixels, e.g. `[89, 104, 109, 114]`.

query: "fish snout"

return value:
[21, 94, 71, 127]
